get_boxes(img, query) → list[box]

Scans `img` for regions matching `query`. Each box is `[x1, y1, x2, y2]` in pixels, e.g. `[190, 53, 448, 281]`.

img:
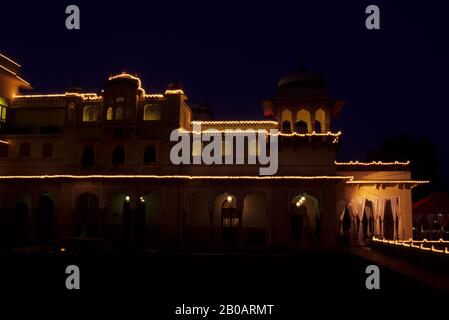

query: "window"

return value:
[81, 146, 95, 168]
[19, 143, 31, 158]
[82, 105, 99, 122]
[143, 104, 161, 121]
[115, 106, 124, 120]
[116, 97, 125, 103]
[0, 96, 8, 127]
[296, 120, 308, 134]
[143, 145, 156, 164]
[106, 107, 113, 121]
[112, 145, 125, 166]
[42, 143, 53, 158]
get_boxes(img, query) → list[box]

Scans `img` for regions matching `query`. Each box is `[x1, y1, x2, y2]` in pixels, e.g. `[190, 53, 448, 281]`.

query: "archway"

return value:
[242, 193, 267, 244]
[296, 109, 311, 133]
[74, 192, 100, 237]
[106, 194, 132, 244]
[136, 193, 163, 245]
[281, 109, 293, 133]
[81, 146, 95, 168]
[13, 196, 31, 246]
[220, 194, 239, 244]
[112, 146, 125, 166]
[383, 200, 394, 240]
[36, 194, 55, 244]
[185, 191, 210, 244]
[290, 193, 319, 243]
[314, 109, 326, 133]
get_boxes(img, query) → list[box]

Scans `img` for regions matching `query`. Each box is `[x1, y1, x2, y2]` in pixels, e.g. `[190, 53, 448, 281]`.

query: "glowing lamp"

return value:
[125, 196, 130, 202]
[296, 201, 301, 208]
[227, 196, 232, 203]
[140, 196, 145, 203]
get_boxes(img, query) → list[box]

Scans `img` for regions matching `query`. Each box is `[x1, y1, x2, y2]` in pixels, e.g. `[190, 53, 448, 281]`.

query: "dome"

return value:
[276, 62, 329, 99]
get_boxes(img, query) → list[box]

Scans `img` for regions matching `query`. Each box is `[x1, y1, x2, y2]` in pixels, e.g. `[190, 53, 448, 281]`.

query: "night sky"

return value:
[2, 1, 449, 181]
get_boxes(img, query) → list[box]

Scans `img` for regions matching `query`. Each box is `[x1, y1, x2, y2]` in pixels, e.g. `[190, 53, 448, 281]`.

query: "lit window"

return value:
[106, 107, 113, 120]
[143, 104, 161, 121]
[115, 106, 124, 120]
[82, 105, 99, 122]
[0, 96, 8, 126]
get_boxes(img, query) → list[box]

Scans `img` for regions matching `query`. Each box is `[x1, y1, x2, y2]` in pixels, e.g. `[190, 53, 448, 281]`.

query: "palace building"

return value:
[0, 53, 428, 249]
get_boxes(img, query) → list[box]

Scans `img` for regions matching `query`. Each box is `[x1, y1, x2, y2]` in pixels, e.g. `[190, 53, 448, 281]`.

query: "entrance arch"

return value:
[242, 193, 267, 244]
[290, 193, 319, 244]
[383, 200, 394, 240]
[217, 194, 239, 244]
[74, 192, 100, 237]
[36, 193, 55, 244]
[13, 195, 31, 246]
[136, 193, 163, 245]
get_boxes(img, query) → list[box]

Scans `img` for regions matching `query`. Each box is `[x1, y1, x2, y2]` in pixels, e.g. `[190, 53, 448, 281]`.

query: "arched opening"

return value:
[242, 193, 267, 244]
[74, 192, 100, 237]
[296, 109, 311, 133]
[115, 106, 124, 120]
[106, 107, 113, 120]
[137, 193, 163, 245]
[82, 105, 99, 122]
[220, 194, 239, 244]
[342, 206, 351, 234]
[185, 191, 210, 244]
[291, 193, 320, 244]
[112, 145, 125, 166]
[143, 104, 161, 121]
[81, 146, 95, 168]
[383, 200, 394, 240]
[36, 194, 54, 244]
[143, 145, 156, 164]
[281, 109, 293, 133]
[296, 120, 308, 134]
[105, 193, 133, 244]
[13, 199, 30, 246]
[19, 142, 31, 158]
[314, 120, 322, 133]
[314, 109, 326, 133]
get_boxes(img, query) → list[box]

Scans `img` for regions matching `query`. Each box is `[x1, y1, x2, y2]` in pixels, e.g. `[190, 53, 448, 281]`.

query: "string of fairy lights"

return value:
[372, 237, 449, 255]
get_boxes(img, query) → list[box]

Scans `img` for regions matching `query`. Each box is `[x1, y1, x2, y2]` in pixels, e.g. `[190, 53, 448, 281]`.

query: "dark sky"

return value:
[2, 1, 449, 181]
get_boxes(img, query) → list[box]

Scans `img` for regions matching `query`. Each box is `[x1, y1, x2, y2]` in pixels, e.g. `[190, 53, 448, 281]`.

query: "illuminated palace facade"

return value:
[0, 53, 427, 249]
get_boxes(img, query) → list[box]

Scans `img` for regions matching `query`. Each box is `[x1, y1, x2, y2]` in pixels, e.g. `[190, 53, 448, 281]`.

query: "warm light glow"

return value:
[60, 247, 66, 252]
[182, 128, 342, 139]
[226, 196, 233, 203]
[0, 52, 21, 67]
[140, 196, 145, 203]
[125, 196, 130, 202]
[0, 140, 9, 145]
[295, 201, 301, 207]
[0, 64, 31, 86]
[165, 89, 185, 95]
[300, 196, 306, 202]
[347, 180, 429, 185]
[0, 174, 354, 180]
[192, 120, 279, 126]
[335, 160, 410, 166]
[14, 92, 102, 101]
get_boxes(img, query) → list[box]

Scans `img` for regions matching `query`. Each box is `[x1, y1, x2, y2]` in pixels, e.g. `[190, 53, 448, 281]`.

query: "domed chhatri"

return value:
[276, 61, 329, 100]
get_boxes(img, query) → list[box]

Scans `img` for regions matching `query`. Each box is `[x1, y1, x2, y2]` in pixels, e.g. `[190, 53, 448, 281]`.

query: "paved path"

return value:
[351, 246, 449, 294]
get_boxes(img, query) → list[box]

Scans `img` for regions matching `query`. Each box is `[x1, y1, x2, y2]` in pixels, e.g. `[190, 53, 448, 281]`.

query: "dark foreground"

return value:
[0, 248, 443, 297]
